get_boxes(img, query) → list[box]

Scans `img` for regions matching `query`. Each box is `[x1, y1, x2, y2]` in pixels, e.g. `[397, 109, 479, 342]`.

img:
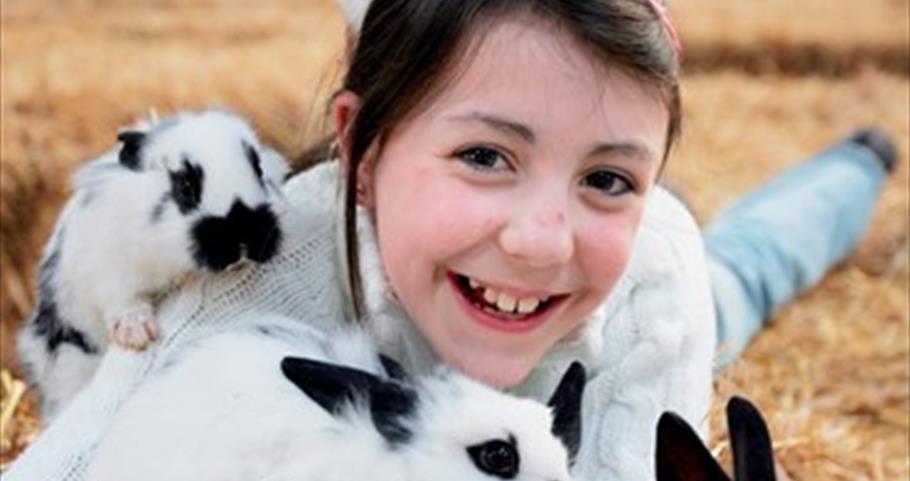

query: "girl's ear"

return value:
[332, 90, 361, 176]
[332, 90, 377, 207]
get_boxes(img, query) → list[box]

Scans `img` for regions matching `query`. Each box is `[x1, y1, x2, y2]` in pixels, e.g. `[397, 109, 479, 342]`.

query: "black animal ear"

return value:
[655, 412, 730, 481]
[117, 130, 146, 170]
[547, 361, 586, 466]
[378, 354, 411, 383]
[727, 397, 776, 481]
[281, 356, 417, 444]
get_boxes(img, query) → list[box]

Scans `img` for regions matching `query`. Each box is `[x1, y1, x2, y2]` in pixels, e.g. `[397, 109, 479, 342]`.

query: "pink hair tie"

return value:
[644, 0, 683, 58]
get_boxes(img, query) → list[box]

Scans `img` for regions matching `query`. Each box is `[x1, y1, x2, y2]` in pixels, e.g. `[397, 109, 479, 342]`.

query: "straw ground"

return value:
[2, 1, 907, 478]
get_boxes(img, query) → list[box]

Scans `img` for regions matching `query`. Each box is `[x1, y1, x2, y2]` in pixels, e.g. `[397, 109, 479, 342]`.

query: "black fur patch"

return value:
[232, 201, 282, 263]
[656, 412, 730, 481]
[281, 357, 417, 445]
[189, 200, 281, 271]
[243, 141, 264, 187]
[547, 362, 586, 466]
[379, 354, 411, 383]
[728, 397, 776, 481]
[31, 243, 98, 355]
[169, 157, 204, 214]
[150, 191, 171, 224]
[369, 380, 416, 445]
[190, 215, 241, 271]
[117, 131, 146, 171]
[32, 299, 97, 355]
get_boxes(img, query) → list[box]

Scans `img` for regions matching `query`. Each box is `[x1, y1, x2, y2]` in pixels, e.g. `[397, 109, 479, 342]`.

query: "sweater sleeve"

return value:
[571, 188, 716, 481]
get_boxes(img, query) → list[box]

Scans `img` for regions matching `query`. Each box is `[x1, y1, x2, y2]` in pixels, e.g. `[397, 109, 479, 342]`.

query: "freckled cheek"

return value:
[375, 178, 501, 280]
[576, 215, 639, 290]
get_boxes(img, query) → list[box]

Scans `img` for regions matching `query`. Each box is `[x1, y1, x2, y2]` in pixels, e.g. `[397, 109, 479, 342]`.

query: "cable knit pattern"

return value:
[6, 161, 714, 481]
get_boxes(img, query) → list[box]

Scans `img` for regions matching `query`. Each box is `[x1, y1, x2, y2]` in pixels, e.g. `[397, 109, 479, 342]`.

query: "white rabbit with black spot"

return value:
[85, 317, 587, 481]
[17, 109, 291, 421]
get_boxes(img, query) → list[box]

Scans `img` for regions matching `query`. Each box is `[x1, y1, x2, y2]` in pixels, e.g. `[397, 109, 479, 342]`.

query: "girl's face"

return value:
[347, 16, 668, 388]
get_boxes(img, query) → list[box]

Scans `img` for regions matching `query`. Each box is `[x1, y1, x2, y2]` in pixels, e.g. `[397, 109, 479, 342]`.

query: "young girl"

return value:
[7, 0, 896, 480]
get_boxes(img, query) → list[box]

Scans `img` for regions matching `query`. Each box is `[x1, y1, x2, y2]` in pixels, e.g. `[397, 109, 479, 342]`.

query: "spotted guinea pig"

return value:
[17, 109, 290, 420]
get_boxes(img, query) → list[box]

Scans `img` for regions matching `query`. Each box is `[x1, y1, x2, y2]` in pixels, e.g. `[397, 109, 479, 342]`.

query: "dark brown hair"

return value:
[337, 0, 681, 320]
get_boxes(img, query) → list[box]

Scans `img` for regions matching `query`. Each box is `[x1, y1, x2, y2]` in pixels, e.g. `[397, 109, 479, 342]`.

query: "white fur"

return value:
[87, 318, 575, 481]
[135, 110, 288, 217]
[15, 330, 101, 417]
[17, 109, 290, 421]
[403, 375, 575, 481]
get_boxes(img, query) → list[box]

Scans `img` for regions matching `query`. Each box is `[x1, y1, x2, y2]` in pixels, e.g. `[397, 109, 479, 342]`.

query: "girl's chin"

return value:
[444, 349, 539, 389]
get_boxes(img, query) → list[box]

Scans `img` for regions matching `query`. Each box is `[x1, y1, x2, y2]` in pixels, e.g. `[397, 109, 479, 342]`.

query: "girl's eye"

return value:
[455, 146, 510, 172]
[582, 170, 634, 196]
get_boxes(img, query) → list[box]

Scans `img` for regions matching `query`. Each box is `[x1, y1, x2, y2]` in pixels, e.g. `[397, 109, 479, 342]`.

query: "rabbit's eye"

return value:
[170, 157, 204, 213]
[467, 436, 519, 479]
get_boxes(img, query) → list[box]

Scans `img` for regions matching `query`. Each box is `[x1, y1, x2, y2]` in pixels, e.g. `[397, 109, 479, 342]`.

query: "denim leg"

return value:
[707, 141, 888, 369]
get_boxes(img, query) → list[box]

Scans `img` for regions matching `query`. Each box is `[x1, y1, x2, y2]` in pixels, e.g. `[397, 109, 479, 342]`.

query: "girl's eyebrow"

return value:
[446, 110, 656, 163]
[588, 142, 656, 164]
[444, 111, 535, 143]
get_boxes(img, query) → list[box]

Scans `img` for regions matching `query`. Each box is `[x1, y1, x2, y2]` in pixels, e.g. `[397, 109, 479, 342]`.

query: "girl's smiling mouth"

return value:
[447, 272, 569, 333]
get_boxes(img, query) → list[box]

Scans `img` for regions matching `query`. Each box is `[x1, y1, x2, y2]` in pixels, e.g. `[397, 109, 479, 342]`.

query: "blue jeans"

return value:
[705, 140, 888, 369]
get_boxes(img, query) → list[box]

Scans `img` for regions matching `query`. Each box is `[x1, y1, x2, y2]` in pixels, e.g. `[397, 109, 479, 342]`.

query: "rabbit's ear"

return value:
[281, 356, 417, 444]
[281, 356, 375, 413]
[117, 130, 146, 171]
[547, 362, 586, 466]
[656, 412, 731, 481]
[727, 397, 776, 481]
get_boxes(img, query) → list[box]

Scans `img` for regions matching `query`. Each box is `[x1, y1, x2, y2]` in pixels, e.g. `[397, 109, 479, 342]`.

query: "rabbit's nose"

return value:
[242, 206, 282, 263]
[226, 200, 282, 264]
[190, 201, 282, 271]
[190, 214, 243, 271]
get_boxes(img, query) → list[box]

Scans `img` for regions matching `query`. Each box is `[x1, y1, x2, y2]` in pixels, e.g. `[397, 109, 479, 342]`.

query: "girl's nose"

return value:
[498, 201, 574, 267]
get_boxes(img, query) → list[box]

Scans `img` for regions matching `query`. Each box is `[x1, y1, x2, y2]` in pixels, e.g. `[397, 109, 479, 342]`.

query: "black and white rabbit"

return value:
[17, 109, 290, 420]
[86, 318, 587, 481]
[656, 396, 778, 481]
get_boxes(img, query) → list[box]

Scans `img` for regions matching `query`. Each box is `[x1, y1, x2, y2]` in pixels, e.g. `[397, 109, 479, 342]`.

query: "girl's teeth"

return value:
[467, 276, 550, 315]
[496, 293, 517, 312]
[516, 297, 540, 314]
[483, 287, 500, 304]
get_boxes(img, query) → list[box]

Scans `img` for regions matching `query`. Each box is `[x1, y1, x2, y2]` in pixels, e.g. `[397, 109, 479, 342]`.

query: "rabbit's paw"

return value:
[108, 304, 159, 351]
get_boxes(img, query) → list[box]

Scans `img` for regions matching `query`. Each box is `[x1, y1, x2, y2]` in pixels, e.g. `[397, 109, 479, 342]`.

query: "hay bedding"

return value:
[671, 0, 909, 76]
[1, 0, 907, 478]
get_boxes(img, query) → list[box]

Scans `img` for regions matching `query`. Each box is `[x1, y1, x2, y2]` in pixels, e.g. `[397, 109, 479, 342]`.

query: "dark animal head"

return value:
[656, 396, 777, 481]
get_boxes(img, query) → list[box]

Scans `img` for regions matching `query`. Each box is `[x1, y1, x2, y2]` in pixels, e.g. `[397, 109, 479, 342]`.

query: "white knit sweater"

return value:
[6, 161, 715, 481]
